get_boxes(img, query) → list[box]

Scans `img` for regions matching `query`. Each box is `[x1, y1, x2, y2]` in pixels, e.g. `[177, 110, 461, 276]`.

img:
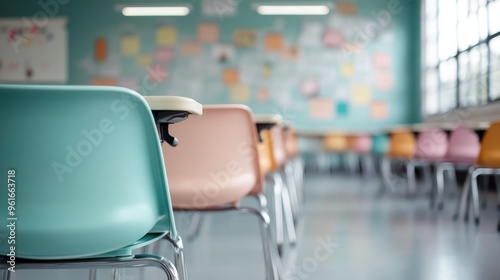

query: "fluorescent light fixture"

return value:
[256, 5, 330, 15]
[121, 6, 190, 16]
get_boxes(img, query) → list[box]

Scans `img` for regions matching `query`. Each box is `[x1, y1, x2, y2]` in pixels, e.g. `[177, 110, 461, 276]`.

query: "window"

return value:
[423, 0, 500, 115]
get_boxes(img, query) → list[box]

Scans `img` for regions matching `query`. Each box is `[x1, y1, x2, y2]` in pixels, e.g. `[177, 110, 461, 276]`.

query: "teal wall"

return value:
[0, 0, 421, 131]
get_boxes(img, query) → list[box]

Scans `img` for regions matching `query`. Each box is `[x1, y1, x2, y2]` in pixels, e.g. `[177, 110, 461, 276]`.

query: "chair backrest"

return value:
[386, 129, 416, 158]
[271, 125, 288, 168]
[259, 129, 275, 175]
[371, 134, 389, 155]
[415, 127, 448, 160]
[445, 125, 480, 163]
[162, 105, 262, 209]
[353, 134, 373, 154]
[0, 85, 175, 259]
[323, 133, 349, 152]
[476, 122, 500, 168]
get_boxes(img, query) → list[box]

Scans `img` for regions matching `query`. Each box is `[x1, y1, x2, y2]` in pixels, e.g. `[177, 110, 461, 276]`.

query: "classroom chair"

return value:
[161, 105, 280, 280]
[284, 127, 305, 218]
[406, 127, 448, 197]
[371, 133, 390, 176]
[380, 129, 416, 195]
[0, 85, 180, 280]
[352, 133, 375, 178]
[323, 133, 350, 173]
[432, 125, 480, 209]
[453, 122, 500, 225]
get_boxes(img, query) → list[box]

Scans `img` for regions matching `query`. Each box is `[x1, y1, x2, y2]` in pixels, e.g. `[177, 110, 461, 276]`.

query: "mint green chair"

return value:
[0, 85, 180, 280]
[372, 134, 389, 156]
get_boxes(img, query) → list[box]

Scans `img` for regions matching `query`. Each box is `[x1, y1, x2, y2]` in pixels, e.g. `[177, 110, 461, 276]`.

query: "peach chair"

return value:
[380, 128, 417, 195]
[453, 122, 500, 226]
[432, 125, 480, 210]
[161, 105, 280, 280]
[323, 133, 350, 173]
[406, 127, 448, 197]
[259, 125, 298, 256]
[353, 133, 375, 178]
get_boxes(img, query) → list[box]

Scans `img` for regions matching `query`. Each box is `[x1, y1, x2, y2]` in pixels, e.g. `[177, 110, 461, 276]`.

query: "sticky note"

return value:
[223, 68, 239, 85]
[257, 88, 270, 102]
[198, 23, 219, 43]
[376, 71, 393, 91]
[157, 27, 176, 46]
[336, 102, 349, 116]
[155, 48, 174, 62]
[282, 45, 300, 61]
[262, 63, 272, 79]
[230, 84, 249, 102]
[234, 29, 257, 47]
[91, 77, 117, 86]
[94, 38, 107, 62]
[371, 101, 388, 119]
[323, 29, 343, 48]
[336, 2, 357, 15]
[373, 52, 391, 69]
[310, 98, 333, 120]
[341, 63, 355, 76]
[136, 54, 152, 67]
[181, 42, 201, 56]
[351, 85, 371, 105]
[121, 35, 140, 56]
[265, 33, 284, 52]
[301, 78, 319, 97]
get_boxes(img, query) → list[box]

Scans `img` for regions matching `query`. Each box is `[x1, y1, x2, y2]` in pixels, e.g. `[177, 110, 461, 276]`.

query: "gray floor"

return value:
[10, 173, 500, 280]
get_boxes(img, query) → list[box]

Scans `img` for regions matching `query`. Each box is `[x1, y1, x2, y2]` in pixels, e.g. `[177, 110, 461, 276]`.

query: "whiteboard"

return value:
[0, 17, 67, 83]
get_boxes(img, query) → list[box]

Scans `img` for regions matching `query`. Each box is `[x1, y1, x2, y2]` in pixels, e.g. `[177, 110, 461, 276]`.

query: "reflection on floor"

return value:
[12, 174, 500, 280]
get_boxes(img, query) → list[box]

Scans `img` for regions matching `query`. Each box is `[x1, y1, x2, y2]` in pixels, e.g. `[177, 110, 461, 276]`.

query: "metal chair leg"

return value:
[112, 268, 121, 280]
[453, 168, 472, 221]
[164, 235, 188, 280]
[272, 173, 284, 256]
[284, 164, 300, 222]
[470, 170, 481, 225]
[89, 269, 98, 280]
[186, 213, 204, 241]
[380, 157, 392, 193]
[495, 174, 500, 209]
[434, 164, 447, 210]
[281, 180, 297, 246]
[254, 193, 269, 211]
[406, 161, 417, 198]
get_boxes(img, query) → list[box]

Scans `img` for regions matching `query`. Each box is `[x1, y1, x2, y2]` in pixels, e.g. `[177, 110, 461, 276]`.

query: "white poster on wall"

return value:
[0, 17, 67, 83]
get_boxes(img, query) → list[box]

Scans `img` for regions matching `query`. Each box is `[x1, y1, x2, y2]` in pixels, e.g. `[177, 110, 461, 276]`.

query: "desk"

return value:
[144, 96, 203, 146]
[254, 114, 283, 141]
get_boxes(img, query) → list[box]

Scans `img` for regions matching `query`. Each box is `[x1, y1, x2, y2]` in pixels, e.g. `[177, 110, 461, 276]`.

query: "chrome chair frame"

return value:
[0, 254, 178, 280]
[453, 167, 500, 224]
[432, 162, 466, 210]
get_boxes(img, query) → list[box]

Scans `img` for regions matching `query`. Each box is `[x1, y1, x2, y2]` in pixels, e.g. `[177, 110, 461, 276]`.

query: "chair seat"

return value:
[169, 174, 256, 209]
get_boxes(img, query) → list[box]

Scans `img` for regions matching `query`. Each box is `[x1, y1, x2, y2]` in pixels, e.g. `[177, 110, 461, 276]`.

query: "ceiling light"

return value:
[256, 5, 330, 15]
[121, 6, 189, 16]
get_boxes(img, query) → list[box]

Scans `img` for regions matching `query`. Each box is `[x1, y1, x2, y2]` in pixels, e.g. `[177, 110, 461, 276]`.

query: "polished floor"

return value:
[12, 173, 500, 280]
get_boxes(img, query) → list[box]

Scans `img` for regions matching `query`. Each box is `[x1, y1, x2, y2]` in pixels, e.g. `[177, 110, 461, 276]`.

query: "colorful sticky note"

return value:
[371, 101, 388, 120]
[341, 63, 355, 76]
[155, 48, 174, 62]
[121, 35, 140, 56]
[198, 23, 219, 43]
[234, 29, 257, 48]
[94, 38, 107, 62]
[376, 71, 393, 91]
[323, 29, 343, 48]
[181, 42, 201, 56]
[257, 88, 270, 102]
[301, 78, 320, 97]
[157, 27, 176, 46]
[281, 45, 300, 61]
[265, 33, 284, 52]
[230, 84, 249, 102]
[91, 77, 117, 86]
[336, 102, 349, 116]
[351, 85, 371, 105]
[223, 68, 239, 85]
[309, 98, 333, 120]
[373, 52, 391, 69]
[136, 54, 152, 67]
[336, 2, 357, 15]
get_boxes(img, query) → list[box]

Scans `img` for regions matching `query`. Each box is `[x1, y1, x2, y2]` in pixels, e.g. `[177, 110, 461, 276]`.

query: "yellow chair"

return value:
[453, 122, 500, 226]
[380, 129, 417, 195]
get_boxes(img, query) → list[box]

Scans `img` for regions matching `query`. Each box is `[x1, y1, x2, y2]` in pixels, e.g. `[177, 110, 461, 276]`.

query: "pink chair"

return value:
[353, 134, 375, 178]
[434, 126, 480, 209]
[406, 127, 448, 197]
[161, 105, 280, 280]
